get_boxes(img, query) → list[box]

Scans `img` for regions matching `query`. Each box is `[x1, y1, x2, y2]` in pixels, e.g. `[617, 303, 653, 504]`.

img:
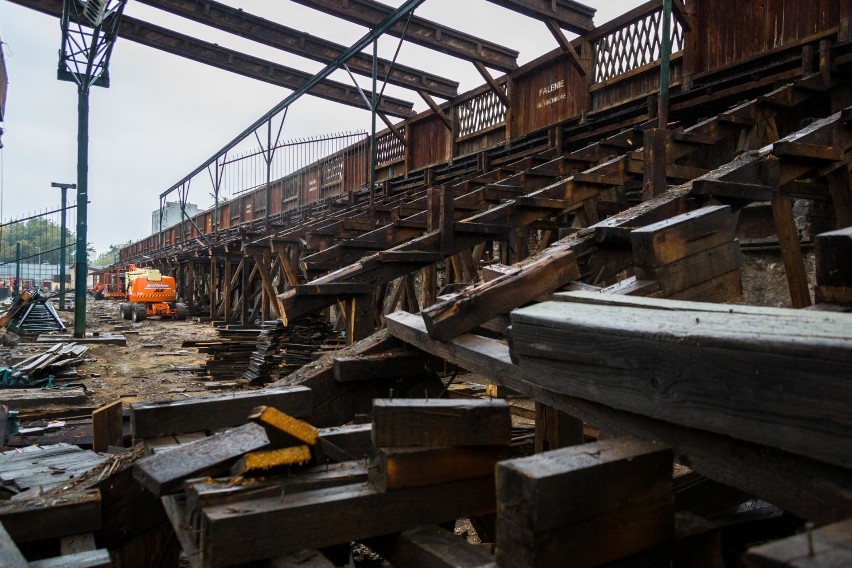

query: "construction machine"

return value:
[118, 265, 187, 322]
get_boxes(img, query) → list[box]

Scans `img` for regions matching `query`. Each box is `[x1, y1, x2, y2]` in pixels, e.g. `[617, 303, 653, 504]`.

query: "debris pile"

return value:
[0, 289, 67, 336]
[1, 342, 89, 388]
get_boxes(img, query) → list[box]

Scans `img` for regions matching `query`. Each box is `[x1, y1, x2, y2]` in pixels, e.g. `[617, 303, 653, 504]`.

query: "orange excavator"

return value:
[118, 265, 187, 322]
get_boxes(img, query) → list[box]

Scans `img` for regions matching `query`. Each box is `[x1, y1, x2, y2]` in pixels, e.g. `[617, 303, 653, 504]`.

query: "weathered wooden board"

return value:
[0, 489, 102, 543]
[134, 423, 270, 495]
[200, 477, 496, 567]
[630, 204, 735, 267]
[634, 240, 741, 296]
[92, 400, 123, 453]
[372, 399, 511, 447]
[130, 386, 311, 439]
[369, 446, 507, 490]
[510, 299, 852, 469]
[496, 437, 673, 568]
[333, 350, 426, 383]
[745, 516, 852, 567]
[0, 388, 87, 410]
[28, 549, 112, 568]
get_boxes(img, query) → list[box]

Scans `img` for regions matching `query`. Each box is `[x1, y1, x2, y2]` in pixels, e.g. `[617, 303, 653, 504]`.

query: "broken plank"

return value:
[249, 406, 319, 447]
[231, 446, 313, 475]
[200, 477, 496, 567]
[130, 386, 312, 439]
[372, 398, 511, 448]
[134, 422, 270, 496]
[421, 248, 579, 341]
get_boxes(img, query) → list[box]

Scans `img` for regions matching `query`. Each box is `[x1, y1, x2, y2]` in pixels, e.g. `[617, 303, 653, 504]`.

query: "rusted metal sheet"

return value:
[693, 0, 840, 74]
[301, 169, 321, 207]
[343, 147, 368, 196]
[408, 115, 451, 171]
[219, 203, 231, 229]
[509, 52, 586, 138]
[241, 195, 253, 223]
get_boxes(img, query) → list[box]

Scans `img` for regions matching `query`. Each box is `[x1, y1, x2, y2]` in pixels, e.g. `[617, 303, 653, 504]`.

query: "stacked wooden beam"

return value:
[628, 204, 742, 302]
[496, 438, 674, 567]
[243, 316, 341, 384]
[185, 328, 261, 382]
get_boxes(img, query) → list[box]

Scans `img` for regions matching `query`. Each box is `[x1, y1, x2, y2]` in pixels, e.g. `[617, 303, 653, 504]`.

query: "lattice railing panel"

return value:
[376, 126, 406, 165]
[457, 86, 507, 138]
[592, 7, 684, 83]
[321, 154, 344, 186]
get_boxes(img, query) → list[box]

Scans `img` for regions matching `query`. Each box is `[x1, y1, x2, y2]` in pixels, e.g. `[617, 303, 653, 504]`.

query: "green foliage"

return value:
[92, 241, 130, 267]
[0, 218, 75, 266]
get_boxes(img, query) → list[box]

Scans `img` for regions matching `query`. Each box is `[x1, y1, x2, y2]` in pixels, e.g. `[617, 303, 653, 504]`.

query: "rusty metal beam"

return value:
[11, 0, 415, 118]
[485, 0, 595, 34]
[135, 0, 459, 100]
[290, 0, 519, 72]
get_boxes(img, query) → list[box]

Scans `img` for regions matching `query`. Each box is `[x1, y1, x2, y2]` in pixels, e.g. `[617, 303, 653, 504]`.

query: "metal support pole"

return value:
[14, 242, 21, 299]
[74, 85, 90, 338]
[51, 182, 75, 310]
[658, 0, 673, 128]
[369, 38, 378, 210]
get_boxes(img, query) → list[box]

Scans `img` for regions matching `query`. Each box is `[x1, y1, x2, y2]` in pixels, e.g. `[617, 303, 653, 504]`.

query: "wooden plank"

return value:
[634, 240, 741, 296]
[0, 521, 27, 568]
[372, 399, 511, 447]
[745, 517, 852, 567]
[200, 477, 496, 567]
[421, 249, 579, 341]
[0, 489, 101, 543]
[333, 351, 426, 383]
[369, 446, 507, 491]
[630, 205, 735, 267]
[510, 300, 852, 469]
[60, 533, 97, 555]
[495, 437, 673, 568]
[827, 165, 852, 228]
[28, 550, 112, 568]
[134, 423, 271, 496]
[771, 193, 812, 307]
[231, 446, 313, 475]
[692, 179, 775, 200]
[130, 386, 312, 439]
[0, 388, 88, 410]
[370, 525, 497, 568]
[92, 400, 123, 453]
[815, 227, 852, 288]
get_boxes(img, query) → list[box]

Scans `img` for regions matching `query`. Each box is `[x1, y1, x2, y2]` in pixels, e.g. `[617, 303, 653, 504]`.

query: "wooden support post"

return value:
[771, 193, 812, 308]
[347, 293, 376, 344]
[223, 258, 232, 323]
[92, 400, 123, 453]
[186, 262, 195, 315]
[421, 265, 437, 308]
[508, 229, 528, 263]
[439, 186, 454, 253]
[209, 256, 218, 320]
[819, 38, 832, 88]
[643, 128, 668, 200]
[241, 256, 250, 325]
[496, 438, 674, 568]
[828, 165, 852, 228]
[251, 250, 284, 320]
[534, 402, 584, 453]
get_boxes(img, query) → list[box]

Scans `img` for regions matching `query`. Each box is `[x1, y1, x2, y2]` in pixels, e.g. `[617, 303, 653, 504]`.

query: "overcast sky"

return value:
[0, 0, 641, 254]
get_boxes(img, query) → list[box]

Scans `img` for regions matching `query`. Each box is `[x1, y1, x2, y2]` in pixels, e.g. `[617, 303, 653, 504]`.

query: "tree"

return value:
[0, 218, 75, 266]
[92, 241, 130, 267]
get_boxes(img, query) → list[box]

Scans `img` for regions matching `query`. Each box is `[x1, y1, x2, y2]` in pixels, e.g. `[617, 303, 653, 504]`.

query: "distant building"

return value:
[152, 201, 200, 235]
[0, 262, 72, 294]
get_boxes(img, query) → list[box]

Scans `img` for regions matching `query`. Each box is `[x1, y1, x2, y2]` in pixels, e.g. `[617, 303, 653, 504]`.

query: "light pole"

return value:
[57, 0, 127, 337]
[51, 182, 75, 309]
